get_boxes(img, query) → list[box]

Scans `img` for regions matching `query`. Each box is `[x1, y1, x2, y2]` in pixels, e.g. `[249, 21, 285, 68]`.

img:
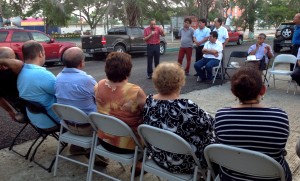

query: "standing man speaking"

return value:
[144, 19, 165, 79]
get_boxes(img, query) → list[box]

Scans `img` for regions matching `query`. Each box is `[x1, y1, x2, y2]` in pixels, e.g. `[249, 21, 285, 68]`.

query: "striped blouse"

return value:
[215, 107, 291, 181]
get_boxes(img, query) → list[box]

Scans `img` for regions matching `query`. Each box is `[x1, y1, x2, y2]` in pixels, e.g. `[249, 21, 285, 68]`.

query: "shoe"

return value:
[196, 76, 206, 82]
[69, 145, 89, 155]
[147, 75, 152, 79]
[185, 72, 190, 76]
[85, 154, 109, 168]
[194, 73, 198, 76]
[205, 80, 213, 84]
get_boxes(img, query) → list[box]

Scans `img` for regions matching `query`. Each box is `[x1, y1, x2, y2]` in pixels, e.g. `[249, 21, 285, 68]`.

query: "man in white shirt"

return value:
[213, 18, 229, 48]
[194, 31, 223, 84]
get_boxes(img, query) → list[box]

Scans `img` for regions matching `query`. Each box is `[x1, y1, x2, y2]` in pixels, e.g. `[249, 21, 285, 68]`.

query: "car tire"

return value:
[281, 27, 293, 40]
[237, 36, 243, 45]
[160, 42, 165, 55]
[114, 45, 125, 52]
[273, 44, 281, 53]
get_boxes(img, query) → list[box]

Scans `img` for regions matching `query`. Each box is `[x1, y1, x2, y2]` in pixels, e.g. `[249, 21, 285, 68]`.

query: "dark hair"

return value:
[105, 52, 132, 82]
[22, 41, 44, 61]
[210, 31, 218, 39]
[184, 18, 192, 24]
[258, 33, 267, 39]
[62, 48, 85, 68]
[231, 66, 263, 102]
[199, 18, 207, 25]
[215, 18, 223, 25]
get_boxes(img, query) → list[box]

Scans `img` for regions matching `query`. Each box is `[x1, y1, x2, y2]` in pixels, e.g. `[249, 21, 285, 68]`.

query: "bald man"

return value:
[0, 47, 24, 120]
[54, 47, 108, 166]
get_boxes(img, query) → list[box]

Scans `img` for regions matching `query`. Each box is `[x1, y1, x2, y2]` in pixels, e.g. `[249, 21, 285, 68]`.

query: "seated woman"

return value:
[215, 66, 292, 181]
[142, 62, 215, 174]
[94, 52, 146, 153]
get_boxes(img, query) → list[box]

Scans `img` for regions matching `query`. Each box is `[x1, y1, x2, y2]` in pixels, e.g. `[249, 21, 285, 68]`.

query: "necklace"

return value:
[239, 100, 261, 108]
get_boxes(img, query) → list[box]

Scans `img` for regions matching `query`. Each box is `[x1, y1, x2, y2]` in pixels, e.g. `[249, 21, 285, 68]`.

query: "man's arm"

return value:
[0, 59, 23, 74]
[223, 38, 229, 48]
[143, 29, 154, 41]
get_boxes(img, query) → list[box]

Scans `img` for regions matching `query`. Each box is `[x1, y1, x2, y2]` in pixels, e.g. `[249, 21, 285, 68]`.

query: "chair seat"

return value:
[144, 158, 195, 181]
[60, 131, 93, 149]
[94, 144, 136, 164]
[268, 69, 293, 75]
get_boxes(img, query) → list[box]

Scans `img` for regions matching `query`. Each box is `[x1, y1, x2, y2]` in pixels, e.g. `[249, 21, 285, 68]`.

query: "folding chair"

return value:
[212, 57, 224, 85]
[204, 144, 286, 181]
[138, 125, 206, 181]
[21, 98, 66, 172]
[224, 51, 248, 79]
[88, 112, 143, 181]
[52, 103, 94, 179]
[6, 97, 39, 159]
[267, 54, 297, 93]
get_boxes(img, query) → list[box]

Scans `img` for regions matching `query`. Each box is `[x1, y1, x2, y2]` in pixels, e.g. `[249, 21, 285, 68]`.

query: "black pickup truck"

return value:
[81, 26, 167, 57]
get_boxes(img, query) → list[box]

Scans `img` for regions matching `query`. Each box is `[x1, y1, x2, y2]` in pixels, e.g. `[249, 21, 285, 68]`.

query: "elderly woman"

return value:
[215, 66, 292, 181]
[142, 62, 215, 174]
[94, 52, 146, 153]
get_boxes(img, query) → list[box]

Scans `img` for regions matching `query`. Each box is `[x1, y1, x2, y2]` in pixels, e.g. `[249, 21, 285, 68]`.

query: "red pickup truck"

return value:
[0, 28, 76, 65]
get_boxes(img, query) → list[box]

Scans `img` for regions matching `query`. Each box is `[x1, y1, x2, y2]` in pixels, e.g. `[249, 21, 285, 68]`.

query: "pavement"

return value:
[1, 77, 300, 181]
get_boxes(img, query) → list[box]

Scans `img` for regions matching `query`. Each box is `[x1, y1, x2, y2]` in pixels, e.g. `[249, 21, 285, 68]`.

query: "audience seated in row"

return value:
[0, 41, 293, 180]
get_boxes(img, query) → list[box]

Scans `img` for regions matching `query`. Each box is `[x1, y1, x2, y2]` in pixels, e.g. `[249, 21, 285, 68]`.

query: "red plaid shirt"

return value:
[144, 26, 163, 44]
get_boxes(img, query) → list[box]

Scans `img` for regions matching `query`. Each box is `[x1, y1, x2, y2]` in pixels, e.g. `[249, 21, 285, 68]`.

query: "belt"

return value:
[64, 120, 91, 128]
[148, 44, 160, 46]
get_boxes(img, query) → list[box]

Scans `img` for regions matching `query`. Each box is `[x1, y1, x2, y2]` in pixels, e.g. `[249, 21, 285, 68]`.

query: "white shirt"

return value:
[297, 47, 300, 60]
[213, 26, 229, 43]
[203, 40, 223, 60]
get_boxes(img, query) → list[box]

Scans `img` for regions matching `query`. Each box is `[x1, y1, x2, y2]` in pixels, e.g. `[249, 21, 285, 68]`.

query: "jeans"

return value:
[178, 47, 193, 73]
[194, 57, 220, 81]
[147, 44, 160, 76]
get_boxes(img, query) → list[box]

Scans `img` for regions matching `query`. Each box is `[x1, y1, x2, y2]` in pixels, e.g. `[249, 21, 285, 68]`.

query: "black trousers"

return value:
[147, 44, 160, 76]
[291, 45, 300, 71]
[195, 45, 204, 62]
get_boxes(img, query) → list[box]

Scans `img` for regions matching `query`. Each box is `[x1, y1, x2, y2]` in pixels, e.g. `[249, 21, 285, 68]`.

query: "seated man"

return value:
[0, 47, 24, 120]
[291, 47, 300, 86]
[17, 40, 60, 130]
[55, 47, 108, 166]
[194, 31, 223, 84]
[248, 33, 274, 70]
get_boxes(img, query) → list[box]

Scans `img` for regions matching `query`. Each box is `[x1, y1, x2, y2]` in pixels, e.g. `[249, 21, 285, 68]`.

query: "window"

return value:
[0, 32, 8, 42]
[130, 28, 143, 36]
[12, 32, 30, 42]
[31, 32, 50, 42]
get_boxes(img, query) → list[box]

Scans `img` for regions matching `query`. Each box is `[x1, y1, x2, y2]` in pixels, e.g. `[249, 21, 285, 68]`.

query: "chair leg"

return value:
[139, 149, 147, 181]
[130, 146, 139, 181]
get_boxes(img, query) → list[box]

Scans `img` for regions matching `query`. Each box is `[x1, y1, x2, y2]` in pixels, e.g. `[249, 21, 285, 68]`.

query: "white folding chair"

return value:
[267, 54, 297, 93]
[88, 112, 143, 181]
[138, 125, 206, 181]
[52, 103, 94, 180]
[204, 144, 286, 181]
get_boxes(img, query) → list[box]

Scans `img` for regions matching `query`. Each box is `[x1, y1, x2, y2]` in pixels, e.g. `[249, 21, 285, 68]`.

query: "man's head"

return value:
[198, 18, 207, 29]
[22, 40, 45, 65]
[293, 13, 300, 25]
[150, 19, 156, 30]
[256, 33, 266, 45]
[214, 18, 223, 28]
[183, 18, 191, 28]
[209, 31, 218, 43]
[62, 47, 85, 69]
[0, 47, 15, 59]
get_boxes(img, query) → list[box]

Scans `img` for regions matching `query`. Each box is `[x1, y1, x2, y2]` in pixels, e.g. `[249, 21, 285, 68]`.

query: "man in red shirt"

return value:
[144, 19, 165, 79]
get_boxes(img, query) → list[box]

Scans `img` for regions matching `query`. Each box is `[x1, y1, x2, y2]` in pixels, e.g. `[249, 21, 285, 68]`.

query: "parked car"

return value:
[273, 22, 295, 53]
[0, 27, 76, 65]
[81, 26, 167, 58]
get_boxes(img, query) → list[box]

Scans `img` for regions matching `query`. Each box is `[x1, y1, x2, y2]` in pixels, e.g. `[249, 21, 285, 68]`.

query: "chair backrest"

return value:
[52, 103, 90, 125]
[273, 54, 297, 65]
[204, 144, 286, 181]
[229, 51, 249, 58]
[138, 124, 201, 167]
[20, 98, 59, 126]
[88, 112, 142, 149]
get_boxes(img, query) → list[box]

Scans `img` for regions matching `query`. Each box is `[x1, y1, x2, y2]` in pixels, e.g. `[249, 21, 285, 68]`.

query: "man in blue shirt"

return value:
[55, 47, 96, 136]
[17, 41, 60, 130]
[291, 13, 300, 70]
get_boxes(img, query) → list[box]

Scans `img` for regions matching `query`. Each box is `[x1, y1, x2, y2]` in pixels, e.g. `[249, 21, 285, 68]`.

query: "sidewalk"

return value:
[1, 79, 300, 181]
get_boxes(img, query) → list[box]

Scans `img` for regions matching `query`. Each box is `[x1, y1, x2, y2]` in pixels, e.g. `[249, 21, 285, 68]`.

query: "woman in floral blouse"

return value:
[142, 62, 215, 174]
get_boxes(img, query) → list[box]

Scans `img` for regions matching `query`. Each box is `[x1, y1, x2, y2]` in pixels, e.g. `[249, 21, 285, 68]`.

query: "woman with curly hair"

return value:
[142, 62, 215, 174]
